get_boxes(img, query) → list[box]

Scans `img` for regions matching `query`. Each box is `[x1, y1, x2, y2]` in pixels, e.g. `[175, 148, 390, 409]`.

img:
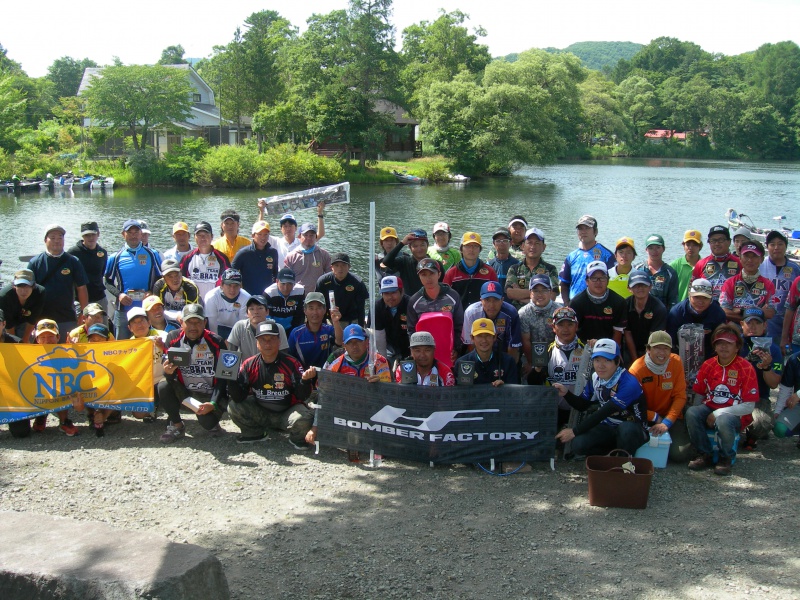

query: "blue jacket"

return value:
[231, 242, 279, 296]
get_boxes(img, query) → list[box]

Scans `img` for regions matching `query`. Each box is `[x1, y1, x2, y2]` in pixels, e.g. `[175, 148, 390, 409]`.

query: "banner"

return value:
[258, 182, 350, 216]
[0, 339, 154, 423]
[315, 370, 558, 464]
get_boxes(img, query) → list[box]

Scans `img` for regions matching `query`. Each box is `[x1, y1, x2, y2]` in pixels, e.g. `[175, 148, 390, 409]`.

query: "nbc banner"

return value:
[0, 339, 154, 423]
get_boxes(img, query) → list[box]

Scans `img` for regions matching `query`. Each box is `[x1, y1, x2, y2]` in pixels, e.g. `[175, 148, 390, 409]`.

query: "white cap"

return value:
[586, 261, 608, 276]
[433, 222, 450, 234]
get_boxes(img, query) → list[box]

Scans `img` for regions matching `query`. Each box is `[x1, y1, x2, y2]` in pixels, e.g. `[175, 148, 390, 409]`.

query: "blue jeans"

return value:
[686, 404, 741, 459]
[571, 422, 649, 456]
[113, 308, 131, 340]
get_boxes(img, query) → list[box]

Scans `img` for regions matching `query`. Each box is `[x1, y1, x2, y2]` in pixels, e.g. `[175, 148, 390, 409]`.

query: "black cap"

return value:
[220, 209, 240, 222]
[255, 321, 281, 337]
[331, 252, 350, 265]
[277, 268, 296, 283]
[416, 258, 440, 273]
[766, 230, 788, 245]
[81, 221, 99, 235]
[707, 225, 730, 240]
[221, 268, 242, 284]
[492, 228, 511, 240]
[195, 221, 213, 234]
[247, 295, 268, 308]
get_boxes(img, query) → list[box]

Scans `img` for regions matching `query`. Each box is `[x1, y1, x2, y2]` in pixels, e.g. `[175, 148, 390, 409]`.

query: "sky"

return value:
[4, 0, 800, 77]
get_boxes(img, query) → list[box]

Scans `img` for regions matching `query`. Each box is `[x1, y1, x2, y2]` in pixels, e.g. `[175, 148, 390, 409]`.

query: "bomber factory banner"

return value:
[0, 339, 154, 423]
[316, 370, 558, 464]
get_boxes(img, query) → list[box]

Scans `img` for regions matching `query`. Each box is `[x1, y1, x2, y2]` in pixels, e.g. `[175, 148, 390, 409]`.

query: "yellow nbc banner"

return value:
[0, 339, 154, 423]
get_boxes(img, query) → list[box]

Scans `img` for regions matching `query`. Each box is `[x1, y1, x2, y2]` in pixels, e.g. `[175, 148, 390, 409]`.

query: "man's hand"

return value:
[305, 426, 318, 444]
[552, 383, 568, 397]
[650, 423, 668, 436]
[555, 428, 575, 443]
[118, 292, 133, 307]
[491, 380, 504, 388]
[706, 412, 717, 428]
[302, 366, 318, 381]
[317, 201, 325, 216]
[163, 360, 178, 376]
[330, 307, 342, 324]
[787, 393, 799, 410]
[196, 402, 215, 415]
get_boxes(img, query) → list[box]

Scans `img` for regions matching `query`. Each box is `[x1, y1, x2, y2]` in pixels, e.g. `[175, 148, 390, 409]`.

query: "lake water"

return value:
[2, 158, 800, 284]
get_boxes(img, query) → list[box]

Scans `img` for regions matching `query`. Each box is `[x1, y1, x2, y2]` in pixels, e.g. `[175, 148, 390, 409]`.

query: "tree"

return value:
[241, 11, 297, 110]
[0, 73, 26, 150]
[578, 72, 626, 143]
[157, 45, 188, 65]
[616, 75, 658, 138]
[629, 37, 709, 85]
[749, 41, 800, 121]
[46, 56, 98, 98]
[82, 65, 193, 151]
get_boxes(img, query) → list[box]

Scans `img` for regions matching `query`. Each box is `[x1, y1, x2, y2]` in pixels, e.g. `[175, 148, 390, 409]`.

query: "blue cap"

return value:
[743, 307, 765, 323]
[122, 219, 141, 232]
[480, 280, 503, 300]
[627, 270, 652, 288]
[529, 274, 552, 290]
[592, 338, 619, 360]
[343, 324, 367, 343]
[280, 213, 297, 225]
[87, 324, 110, 338]
[299, 223, 317, 235]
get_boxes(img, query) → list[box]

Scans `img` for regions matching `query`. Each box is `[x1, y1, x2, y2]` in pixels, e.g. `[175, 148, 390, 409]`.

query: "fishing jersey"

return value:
[264, 283, 305, 334]
[777, 352, 800, 413]
[370, 295, 411, 360]
[151, 277, 201, 319]
[760, 258, 800, 341]
[27, 252, 89, 322]
[443, 260, 499, 309]
[573, 370, 647, 431]
[105, 244, 162, 312]
[288, 323, 337, 369]
[504, 259, 560, 310]
[316, 271, 369, 325]
[428, 246, 461, 272]
[394, 360, 455, 386]
[164, 328, 225, 397]
[570, 289, 628, 343]
[406, 284, 464, 348]
[212, 235, 251, 264]
[528, 340, 588, 410]
[487, 255, 519, 291]
[324, 351, 392, 381]
[632, 261, 680, 309]
[692, 355, 758, 427]
[785, 275, 800, 345]
[740, 336, 783, 399]
[692, 254, 741, 301]
[719, 273, 778, 313]
[233, 351, 311, 412]
[455, 350, 519, 385]
[517, 301, 556, 347]
[625, 295, 668, 357]
[462, 300, 523, 352]
[231, 242, 279, 296]
[163, 245, 193, 263]
[179, 248, 231, 300]
[203, 287, 251, 340]
[559, 243, 616, 299]
[283, 246, 332, 292]
[629, 354, 687, 426]
[607, 266, 632, 299]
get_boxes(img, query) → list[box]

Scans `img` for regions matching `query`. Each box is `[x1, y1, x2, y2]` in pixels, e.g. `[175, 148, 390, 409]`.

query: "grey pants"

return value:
[228, 397, 313, 442]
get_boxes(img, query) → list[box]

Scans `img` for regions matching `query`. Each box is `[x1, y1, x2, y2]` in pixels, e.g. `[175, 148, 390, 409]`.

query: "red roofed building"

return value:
[644, 129, 688, 144]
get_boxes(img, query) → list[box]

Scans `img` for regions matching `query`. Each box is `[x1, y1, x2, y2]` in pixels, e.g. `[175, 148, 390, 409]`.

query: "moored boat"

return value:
[726, 208, 800, 248]
[90, 176, 115, 189]
[392, 170, 427, 184]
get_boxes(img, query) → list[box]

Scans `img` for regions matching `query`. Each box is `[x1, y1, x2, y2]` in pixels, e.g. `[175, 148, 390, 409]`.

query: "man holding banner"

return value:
[395, 332, 455, 386]
[455, 319, 518, 386]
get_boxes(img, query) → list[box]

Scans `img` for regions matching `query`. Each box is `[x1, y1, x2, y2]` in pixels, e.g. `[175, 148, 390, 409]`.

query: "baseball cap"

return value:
[139, 221, 151, 234]
[331, 252, 350, 265]
[127, 307, 147, 321]
[586, 261, 608, 277]
[220, 209, 240, 223]
[280, 213, 297, 226]
[743, 307, 765, 323]
[81, 222, 99, 236]
[82, 302, 105, 316]
[480, 281, 503, 299]
[182, 304, 205, 321]
[173, 222, 190, 234]
[87, 324, 110, 339]
[299, 223, 317, 235]
[416, 258, 440, 274]
[766, 230, 788, 245]
[525, 227, 545, 242]
[44, 223, 66, 239]
[740, 242, 764, 257]
[380, 226, 398, 240]
[122, 219, 140, 232]
[247, 295, 268, 308]
[410, 331, 436, 347]
[194, 221, 213, 235]
[277, 268, 296, 283]
[683, 230, 702, 245]
[35, 319, 59, 338]
[645, 234, 665, 248]
[576, 215, 597, 228]
[380, 276, 402, 293]
[252, 220, 270, 234]
[492, 229, 511, 241]
[471, 318, 496, 337]
[627, 270, 652, 288]
[304, 291, 326, 306]
[712, 328, 740, 346]
[707, 225, 730, 240]
[160, 259, 181, 275]
[552, 306, 578, 324]
[647, 331, 672, 348]
[222, 268, 242, 284]
[508, 217, 528, 229]
[13, 269, 34, 286]
[142, 296, 163, 312]
[615, 237, 636, 254]
[461, 232, 481, 246]
[529, 274, 552, 290]
[343, 324, 367, 343]
[592, 338, 619, 360]
[689, 278, 713, 298]
[255, 321, 281, 337]
[732, 226, 753, 241]
[408, 229, 428, 242]
[433, 222, 450, 234]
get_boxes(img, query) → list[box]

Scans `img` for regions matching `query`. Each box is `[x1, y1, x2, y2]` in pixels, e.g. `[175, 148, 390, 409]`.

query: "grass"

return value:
[343, 155, 456, 183]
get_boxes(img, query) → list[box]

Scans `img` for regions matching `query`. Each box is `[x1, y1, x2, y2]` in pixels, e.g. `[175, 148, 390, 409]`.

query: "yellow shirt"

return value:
[212, 235, 251, 263]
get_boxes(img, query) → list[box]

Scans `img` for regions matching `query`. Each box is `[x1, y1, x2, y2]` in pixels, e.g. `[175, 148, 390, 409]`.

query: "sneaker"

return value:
[206, 423, 225, 437]
[58, 419, 79, 437]
[32, 415, 47, 433]
[688, 454, 714, 471]
[714, 457, 732, 476]
[236, 433, 268, 444]
[160, 424, 185, 444]
[105, 412, 122, 425]
[289, 439, 311, 451]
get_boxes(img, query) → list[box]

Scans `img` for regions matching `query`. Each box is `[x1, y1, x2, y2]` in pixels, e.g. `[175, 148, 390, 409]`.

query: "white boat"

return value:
[726, 208, 800, 249]
[91, 176, 115, 190]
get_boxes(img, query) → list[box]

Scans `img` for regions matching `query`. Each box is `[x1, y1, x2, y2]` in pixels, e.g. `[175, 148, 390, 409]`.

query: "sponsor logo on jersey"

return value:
[346, 285, 354, 291]
[97, 251, 105, 257]
[442, 305, 453, 312]
[644, 311, 653, 319]
[662, 382, 673, 390]
[603, 307, 612, 314]
[61, 268, 71, 275]
[479, 268, 488, 275]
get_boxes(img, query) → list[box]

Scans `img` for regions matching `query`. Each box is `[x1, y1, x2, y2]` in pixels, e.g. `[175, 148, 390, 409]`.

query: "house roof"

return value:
[643, 129, 688, 139]
[374, 99, 418, 125]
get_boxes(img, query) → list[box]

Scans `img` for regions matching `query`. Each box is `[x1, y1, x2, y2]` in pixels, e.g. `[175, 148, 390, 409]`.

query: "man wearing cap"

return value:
[27, 224, 89, 342]
[427, 222, 460, 272]
[666, 278, 728, 360]
[265, 268, 305, 335]
[760, 230, 800, 348]
[732, 226, 754, 258]
[624, 269, 667, 363]
[228, 320, 316, 447]
[203, 268, 251, 339]
[487, 216, 528, 262]
[686, 324, 758, 475]
[283, 222, 332, 293]
[607, 237, 637, 299]
[670, 230, 704, 302]
[0, 268, 45, 343]
[517, 274, 557, 376]
[163, 222, 194, 263]
[104, 219, 162, 339]
[142, 295, 180, 333]
[376, 226, 400, 279]
[383, 229, 439, 296]
[455, 318, 519, 386]
[505, 228, 559, 309]
[371, 275, 411, 370]
[487, 229, 520, 293]
[127, 306, 167, 423]
[137, 221, 162, 265]
[632, 234, 679, 310]
[320, 324, 391, 380]
[407, 258, 464, 360]
[559, 215, 615, 304]
[719, 240, 777, 323]
[629, 331, 692, 462]
[395, 331, 455, 386]
[151, 258, 200, 321]
[287, 292, 342, 369]
[443, 232, 499, 309]
[462, 280, 522, 362]
[569, 261, 627, 346]
[68, 221, 108, 312]
[179, 221, 232, 300]
[212, 209, 252, 263]
[231, 220, 279, 296]
[227, 295, 290, 360]
[68, 303, 116, 343]
[316, 253, 369, 327]
[257, 201, 326, 265]
[692, 225, 741, 302]
[159, 304, 229, 443]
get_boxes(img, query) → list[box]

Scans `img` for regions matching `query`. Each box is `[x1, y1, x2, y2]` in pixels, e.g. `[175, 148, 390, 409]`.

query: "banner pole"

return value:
[368, 201, 377, 373]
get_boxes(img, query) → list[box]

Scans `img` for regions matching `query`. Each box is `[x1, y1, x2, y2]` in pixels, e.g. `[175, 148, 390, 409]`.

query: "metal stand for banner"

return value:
[314, 441, 320, 455]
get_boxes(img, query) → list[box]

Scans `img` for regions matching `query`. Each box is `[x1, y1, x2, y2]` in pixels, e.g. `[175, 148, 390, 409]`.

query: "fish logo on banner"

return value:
[18, 347, 113, 407]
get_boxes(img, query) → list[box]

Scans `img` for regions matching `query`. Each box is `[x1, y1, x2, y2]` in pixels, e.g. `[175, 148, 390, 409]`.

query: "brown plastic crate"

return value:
[586, 450, 654, 509]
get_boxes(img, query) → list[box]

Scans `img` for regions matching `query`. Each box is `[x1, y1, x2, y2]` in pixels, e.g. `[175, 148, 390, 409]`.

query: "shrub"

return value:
[127, 149, 168, 185]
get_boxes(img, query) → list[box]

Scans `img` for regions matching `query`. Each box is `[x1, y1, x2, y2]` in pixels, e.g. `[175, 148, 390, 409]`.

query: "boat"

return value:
[726, 208, 800, 248]
[70, 175, 94, 190]
[392, 170, 427, 185]
[90, 175, 115, 189]
[446, 174, 471, 183]
[3, 178, 43, 193]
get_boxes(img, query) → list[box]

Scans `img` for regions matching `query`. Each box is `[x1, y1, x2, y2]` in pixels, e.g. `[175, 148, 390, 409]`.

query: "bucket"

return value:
[586, 449, 654, 509]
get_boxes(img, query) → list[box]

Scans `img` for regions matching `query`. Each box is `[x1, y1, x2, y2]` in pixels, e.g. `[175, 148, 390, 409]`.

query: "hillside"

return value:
[500, 41, 643, 71]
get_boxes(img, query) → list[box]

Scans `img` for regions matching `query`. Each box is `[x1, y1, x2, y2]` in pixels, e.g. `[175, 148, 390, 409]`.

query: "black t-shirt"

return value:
[570, 289, 627, 343]
[370, 295, 411, 360]
[68, 241, 108, 302]
[0, 283, 46, 328]
[625, 295, 667, 356]
[316, 271, 369, 325]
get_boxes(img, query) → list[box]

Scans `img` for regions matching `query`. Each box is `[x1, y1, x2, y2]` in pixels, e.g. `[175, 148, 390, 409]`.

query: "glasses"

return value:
[494, 239, 511, 244]
[708, 237, 728, 244]
[588, 276, 608, 283]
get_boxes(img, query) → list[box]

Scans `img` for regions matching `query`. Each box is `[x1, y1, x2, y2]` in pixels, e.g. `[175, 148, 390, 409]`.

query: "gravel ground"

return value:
[2, 410, 799, 600]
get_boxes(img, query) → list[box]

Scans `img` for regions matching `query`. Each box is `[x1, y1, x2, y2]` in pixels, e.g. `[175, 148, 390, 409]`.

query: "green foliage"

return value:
[157, 45, 188, 65]
[46, 56, 97, 98]
[414, 160, 451, 182]
[544, 41, 643, 71]
[0, 73, 26, 151]
[127, 149, 168, 185]
[163, 137, 210, 184]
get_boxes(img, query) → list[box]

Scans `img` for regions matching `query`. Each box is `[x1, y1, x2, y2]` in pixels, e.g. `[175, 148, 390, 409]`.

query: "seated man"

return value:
[159, 304, 229, 443]
[288, 292, 342, 369]
[127, 306, 167, 423]
[518, 274, 557, 377]
[394, 331, 455, 386]
[204, 268, 250, 339]
[455, 318, 519, 386]
[462, 280, 522, 362]
[227, 295, 289, 361]
[629, 331, 691, 462]
[151, 258, 200, 321]
[228, 321, 315, 448]
[265, 268, 305, 335]
[371, 276, 411, 371]
[68, 303, 116, 343]
[142, 295, 180, 333]
[0, 268, 45, 342]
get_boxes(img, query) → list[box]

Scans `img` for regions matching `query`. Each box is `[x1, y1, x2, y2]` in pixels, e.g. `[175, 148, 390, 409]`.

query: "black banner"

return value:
[315, 371, 558, 464]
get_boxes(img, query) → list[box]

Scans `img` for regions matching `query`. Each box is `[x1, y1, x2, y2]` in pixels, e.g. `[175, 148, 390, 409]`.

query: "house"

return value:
[644, 129, 687, 145]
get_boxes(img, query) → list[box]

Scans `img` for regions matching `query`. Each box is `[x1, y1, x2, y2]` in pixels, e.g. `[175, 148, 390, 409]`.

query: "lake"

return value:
[2, 158, 799, 284]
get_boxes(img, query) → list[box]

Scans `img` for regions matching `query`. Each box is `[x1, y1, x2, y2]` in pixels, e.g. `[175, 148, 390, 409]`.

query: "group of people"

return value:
[2, 205, 800, 475]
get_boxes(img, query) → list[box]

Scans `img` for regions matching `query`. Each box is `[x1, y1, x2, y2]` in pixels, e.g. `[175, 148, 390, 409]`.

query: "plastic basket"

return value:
[586, 449, 654, 509]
